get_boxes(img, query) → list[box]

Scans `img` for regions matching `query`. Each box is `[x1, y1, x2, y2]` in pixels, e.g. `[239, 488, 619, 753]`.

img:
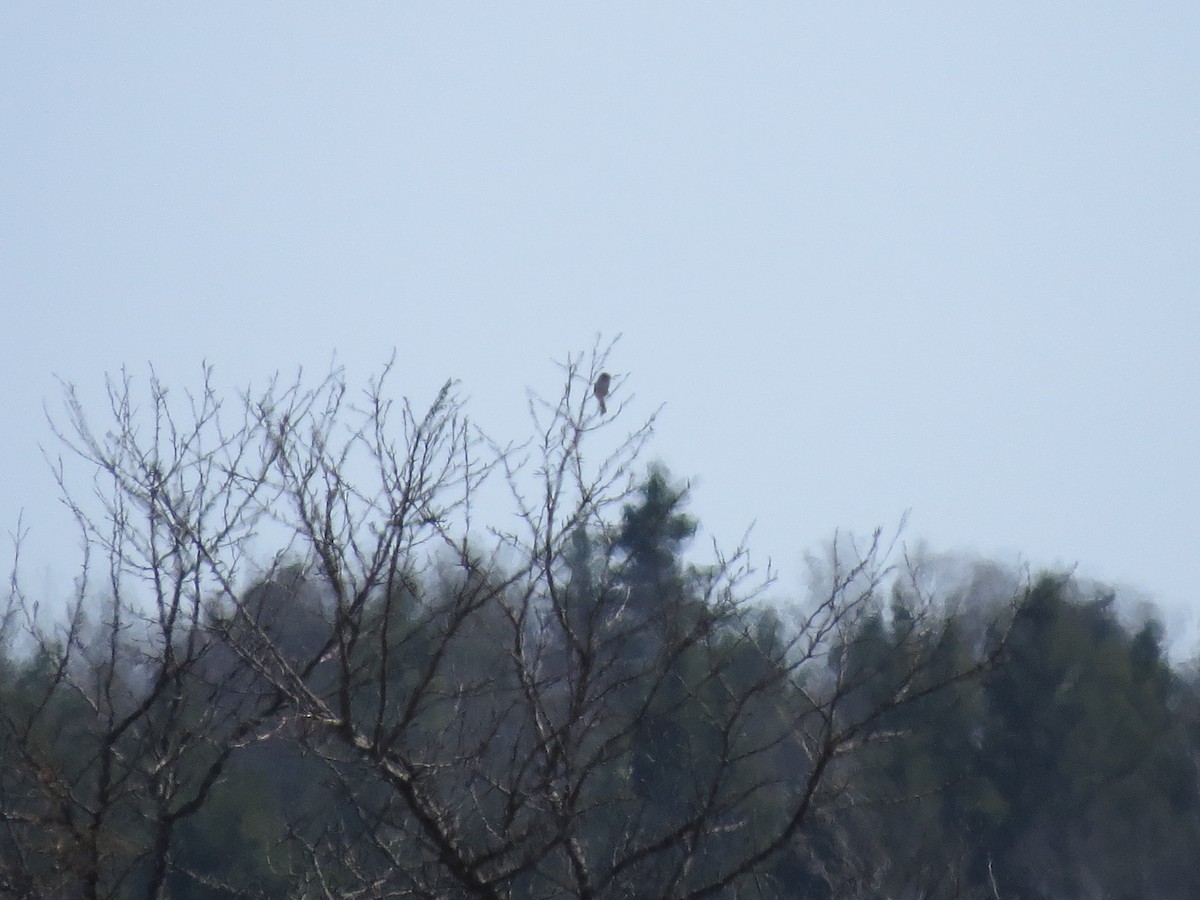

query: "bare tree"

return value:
[2, 344, 1013, 899]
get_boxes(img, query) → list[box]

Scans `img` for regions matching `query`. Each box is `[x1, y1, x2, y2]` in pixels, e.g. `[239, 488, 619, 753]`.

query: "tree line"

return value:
[0, 349, 1196, 898]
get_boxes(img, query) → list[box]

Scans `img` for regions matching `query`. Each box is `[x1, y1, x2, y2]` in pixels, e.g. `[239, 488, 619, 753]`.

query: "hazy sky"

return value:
[2, 6, 1197, 640]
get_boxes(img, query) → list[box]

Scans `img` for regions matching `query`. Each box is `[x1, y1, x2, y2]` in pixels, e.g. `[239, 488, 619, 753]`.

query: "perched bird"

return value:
[593, 372, 611, 414]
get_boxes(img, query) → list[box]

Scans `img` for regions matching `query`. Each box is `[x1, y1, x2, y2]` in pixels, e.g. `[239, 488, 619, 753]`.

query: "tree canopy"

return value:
[0, 351, 1196, 899]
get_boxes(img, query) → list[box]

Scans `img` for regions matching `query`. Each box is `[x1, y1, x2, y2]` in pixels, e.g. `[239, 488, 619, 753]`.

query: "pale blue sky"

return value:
[2, 5, 1197, 640]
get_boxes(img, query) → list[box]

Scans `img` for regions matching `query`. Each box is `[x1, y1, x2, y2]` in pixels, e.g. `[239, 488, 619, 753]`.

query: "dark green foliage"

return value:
[3, 472, 1198, 897]
[973, 577, 1200, 898]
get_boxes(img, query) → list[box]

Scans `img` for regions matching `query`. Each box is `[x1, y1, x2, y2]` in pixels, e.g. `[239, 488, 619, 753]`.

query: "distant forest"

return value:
[2, 352, 1197, 899]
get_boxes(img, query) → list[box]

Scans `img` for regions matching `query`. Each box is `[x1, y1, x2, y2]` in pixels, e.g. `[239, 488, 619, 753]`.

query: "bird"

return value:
[593, 372, 611, 414]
